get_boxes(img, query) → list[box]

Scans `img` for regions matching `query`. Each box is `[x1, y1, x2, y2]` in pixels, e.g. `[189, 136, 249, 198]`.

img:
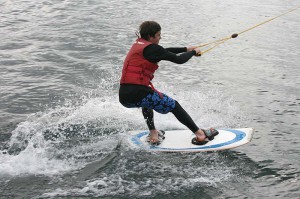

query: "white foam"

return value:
[41, 152, 233, 197]
[1, 95, 128, 176]
[0, 145, 73, 176]
[1, 76, 246, 178]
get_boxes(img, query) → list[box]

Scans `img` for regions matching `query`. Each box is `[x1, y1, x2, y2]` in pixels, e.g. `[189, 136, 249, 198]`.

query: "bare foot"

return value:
[148, 130, 159, 143]
[194, 129, 207, 141]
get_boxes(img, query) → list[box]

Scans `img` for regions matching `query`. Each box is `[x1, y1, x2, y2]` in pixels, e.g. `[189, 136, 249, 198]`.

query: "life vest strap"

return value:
[149, 82, 163, 99]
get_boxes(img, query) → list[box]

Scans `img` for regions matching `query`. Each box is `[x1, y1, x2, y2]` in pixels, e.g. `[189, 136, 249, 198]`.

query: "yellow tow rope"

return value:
[197, 5, 300, 56]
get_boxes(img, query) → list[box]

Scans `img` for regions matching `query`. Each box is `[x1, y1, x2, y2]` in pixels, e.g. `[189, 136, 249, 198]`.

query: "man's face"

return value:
[149, 31, 161, 45]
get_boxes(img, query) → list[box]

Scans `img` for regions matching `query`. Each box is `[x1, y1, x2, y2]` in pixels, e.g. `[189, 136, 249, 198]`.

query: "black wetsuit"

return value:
[119, 44, 199, 133]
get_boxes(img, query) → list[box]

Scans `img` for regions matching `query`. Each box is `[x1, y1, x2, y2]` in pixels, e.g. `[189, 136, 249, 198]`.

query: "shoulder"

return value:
[144, 44, 166, 54]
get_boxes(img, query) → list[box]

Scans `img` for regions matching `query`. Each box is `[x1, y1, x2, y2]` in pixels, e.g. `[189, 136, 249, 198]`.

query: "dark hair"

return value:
[139, 21, 161, 40]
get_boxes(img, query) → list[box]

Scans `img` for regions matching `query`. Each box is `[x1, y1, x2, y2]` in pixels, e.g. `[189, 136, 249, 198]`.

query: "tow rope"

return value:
[196, 4, 300, 56]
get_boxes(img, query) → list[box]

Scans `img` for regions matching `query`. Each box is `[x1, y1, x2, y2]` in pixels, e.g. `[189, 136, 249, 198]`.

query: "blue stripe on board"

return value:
[131, 129, 246, 151]
[131, 131, 149, 146]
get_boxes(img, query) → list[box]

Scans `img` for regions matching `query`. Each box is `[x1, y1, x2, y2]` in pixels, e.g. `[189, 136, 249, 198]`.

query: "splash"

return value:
[0, 94, 130, 176]
[0, 78, 247, 177]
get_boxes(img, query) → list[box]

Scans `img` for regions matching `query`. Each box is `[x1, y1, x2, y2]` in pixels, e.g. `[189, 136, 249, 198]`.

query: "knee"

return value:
[154, 104, 175, 114]
[142, 107, 152, 115]
[171, 100, 179, 111]
[155, 109, 170, 114]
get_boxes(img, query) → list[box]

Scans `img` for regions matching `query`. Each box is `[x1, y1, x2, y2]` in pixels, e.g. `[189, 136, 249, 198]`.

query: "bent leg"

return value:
[171, 101, 212, 142]
[137, 92, 176, 114]
[138, 91, 176, 144]
[171, 101, 199, 133]
[137, 92, 208, 143]
[142, 108, 161, 143]
[142, 108, 155, 130]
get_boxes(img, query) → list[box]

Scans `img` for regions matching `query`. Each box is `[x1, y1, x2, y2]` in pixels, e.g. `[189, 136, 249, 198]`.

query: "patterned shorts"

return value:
[122, 91, 176, 114]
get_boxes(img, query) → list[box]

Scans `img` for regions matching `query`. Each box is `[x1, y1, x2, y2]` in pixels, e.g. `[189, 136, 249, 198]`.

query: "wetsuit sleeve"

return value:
[143, 44, 196, 64]
[165, 47, 187, 54]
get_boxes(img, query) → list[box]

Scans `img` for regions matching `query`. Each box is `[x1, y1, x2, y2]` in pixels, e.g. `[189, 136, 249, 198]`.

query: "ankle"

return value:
[195, 129, 203, 136]
[150, 129, 158, 134]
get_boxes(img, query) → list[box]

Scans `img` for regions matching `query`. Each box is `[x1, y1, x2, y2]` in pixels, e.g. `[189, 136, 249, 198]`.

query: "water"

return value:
[1, 0, 299, 198]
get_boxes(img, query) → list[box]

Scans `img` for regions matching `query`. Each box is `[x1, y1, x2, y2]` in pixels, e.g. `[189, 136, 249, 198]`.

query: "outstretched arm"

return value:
[143, 44, 200, 64]
[165, 46, 199, 54]
[165, 47, 187, 54]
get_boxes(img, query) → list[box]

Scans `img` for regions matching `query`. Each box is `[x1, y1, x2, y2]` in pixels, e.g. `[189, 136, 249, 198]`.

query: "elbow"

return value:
[173, 58, 187, 64]
[176, 60, 187, 64]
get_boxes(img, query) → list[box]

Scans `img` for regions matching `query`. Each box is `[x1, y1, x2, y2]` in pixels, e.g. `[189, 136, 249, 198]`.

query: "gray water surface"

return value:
[0, 0, 299, 198]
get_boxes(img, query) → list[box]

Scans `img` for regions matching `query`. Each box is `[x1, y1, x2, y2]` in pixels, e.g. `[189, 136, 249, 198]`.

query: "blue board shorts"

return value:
[122, 91, 176, 114]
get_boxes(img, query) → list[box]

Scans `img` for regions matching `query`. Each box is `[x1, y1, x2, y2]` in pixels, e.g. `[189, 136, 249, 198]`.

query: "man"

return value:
[119, 21, 218, 145]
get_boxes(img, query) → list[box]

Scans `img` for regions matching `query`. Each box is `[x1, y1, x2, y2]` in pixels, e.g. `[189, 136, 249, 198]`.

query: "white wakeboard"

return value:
[128, 128, 254, 152]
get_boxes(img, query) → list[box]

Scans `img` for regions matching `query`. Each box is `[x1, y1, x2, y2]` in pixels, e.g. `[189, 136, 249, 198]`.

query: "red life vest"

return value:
[120, 38, 159, 86]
